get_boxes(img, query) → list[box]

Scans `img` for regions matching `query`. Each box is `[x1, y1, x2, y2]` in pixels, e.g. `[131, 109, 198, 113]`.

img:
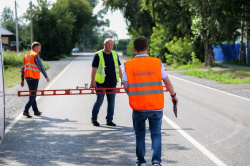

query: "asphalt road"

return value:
[0, 53, 250, 166]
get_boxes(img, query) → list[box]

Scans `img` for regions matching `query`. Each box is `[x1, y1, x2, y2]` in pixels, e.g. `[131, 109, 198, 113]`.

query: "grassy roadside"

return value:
[3, 50, 50, 88]
[166, 63, 250, 84]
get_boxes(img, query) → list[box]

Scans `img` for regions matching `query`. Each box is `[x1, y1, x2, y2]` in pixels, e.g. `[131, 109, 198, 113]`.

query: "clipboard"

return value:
[173, 99, 177, 118]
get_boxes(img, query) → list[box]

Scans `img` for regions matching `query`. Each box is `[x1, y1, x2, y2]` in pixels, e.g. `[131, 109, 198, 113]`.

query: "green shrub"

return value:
[165, 36, 195, 65]
[3, 50, 25, 67]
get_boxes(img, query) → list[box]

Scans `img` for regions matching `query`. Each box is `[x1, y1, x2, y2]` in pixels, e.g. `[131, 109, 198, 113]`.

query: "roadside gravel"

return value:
[4, 55, 250, 125]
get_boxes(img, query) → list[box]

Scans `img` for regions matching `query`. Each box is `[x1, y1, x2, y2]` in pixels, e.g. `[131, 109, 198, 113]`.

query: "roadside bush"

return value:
[3, 50, 25, 68]
[165, 36, 196, 65]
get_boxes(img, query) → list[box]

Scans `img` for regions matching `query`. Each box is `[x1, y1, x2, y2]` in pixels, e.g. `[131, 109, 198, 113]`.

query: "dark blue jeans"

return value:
[91, 86, 116, 122]
[24, 79, 39, 113]
[133, 110, 163, 164]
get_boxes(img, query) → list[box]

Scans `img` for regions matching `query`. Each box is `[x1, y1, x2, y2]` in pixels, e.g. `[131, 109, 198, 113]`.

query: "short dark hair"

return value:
[133, 36, 148, 52]
[32, 41, 41, 49]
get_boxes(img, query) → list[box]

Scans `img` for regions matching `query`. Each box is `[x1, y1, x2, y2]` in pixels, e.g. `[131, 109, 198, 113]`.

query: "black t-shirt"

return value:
[92, 51, 121, 87]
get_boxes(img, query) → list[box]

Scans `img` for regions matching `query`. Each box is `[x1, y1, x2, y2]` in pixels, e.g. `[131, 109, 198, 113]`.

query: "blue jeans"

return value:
[24, 79, 39, 113]
[91, 86, 116, 122]
[133, 110, 163, 164]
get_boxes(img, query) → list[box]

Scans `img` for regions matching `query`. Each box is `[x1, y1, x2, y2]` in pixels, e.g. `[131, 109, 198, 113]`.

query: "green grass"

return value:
[3, 50, 50, 88]
[185, 69, 250, 84]
[4, 67, 21, 88]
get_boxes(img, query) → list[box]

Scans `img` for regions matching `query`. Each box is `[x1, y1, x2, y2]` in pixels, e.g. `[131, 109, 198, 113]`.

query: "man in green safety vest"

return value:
[90, 38, 123, 126]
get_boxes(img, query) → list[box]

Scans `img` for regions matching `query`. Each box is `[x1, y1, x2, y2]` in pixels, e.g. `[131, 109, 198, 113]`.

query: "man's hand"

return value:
[90, 81, 96, 88]
[121, 81, 124, 87]
[46, 77, 50, 82]
[21, 80, 24, 87]
[172, 96, 178, 107]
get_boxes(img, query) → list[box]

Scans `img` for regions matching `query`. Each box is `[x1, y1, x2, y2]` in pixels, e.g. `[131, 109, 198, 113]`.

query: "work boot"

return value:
[34, 111, 42, 116]
[92, 121, 100, 126]
[106, 121, 116, 126]
[23, 112, 32, 118]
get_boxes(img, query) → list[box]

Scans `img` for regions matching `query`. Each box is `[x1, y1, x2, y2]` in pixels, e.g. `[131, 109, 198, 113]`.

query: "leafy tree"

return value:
[142, 0, 249, 66]
[117, 39, 129, 51]
[188, 0, 247, 66]
[0, 7, 15, 39]
[54, 0, 92, 46]
[1, 7, 14, 22]
[22, 0, 92, 59]
[141, 0, 193, 62]
[103, 0, 155, 41]
[24, 0, 74, 59]
[1, 7, 28, 50]
[141, 0, 192, 37]
[82, 1, 110, 50]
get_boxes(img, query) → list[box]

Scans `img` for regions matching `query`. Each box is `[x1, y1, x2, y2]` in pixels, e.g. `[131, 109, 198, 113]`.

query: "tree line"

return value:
[104, 0, 250, 66]
[0, 0, 123, 60]
[1, 0, 249, 65]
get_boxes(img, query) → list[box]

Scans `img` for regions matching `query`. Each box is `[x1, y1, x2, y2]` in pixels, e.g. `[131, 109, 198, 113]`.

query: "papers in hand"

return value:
[173, 99, 177, 118]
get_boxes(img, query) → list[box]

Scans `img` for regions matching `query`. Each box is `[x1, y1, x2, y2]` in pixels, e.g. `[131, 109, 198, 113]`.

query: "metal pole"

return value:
[15, 0, 19, 52]
[30, 1, 33, 45]
[0, 30, 6, 144]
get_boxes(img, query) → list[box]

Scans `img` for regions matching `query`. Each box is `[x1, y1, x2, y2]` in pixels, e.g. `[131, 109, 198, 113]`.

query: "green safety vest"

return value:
[95, 50, 120, 84]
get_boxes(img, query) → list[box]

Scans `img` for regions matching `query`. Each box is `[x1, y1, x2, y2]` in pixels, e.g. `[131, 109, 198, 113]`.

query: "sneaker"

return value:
[34, 111, 42, 116]
[106, 121, 116, 126]
[92, 121, 100, 126]
[152, 161, 161, 166]
[133, 163, 146, 166]
[23, 112, 32, 118]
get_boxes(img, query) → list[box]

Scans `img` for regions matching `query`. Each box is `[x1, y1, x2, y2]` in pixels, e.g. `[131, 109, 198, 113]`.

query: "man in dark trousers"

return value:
[90, 38, 123, 126]
[21, 42, 50, 118]
[122, 36, 178, 166]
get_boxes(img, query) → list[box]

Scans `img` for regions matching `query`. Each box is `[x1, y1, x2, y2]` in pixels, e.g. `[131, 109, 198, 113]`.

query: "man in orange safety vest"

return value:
[21, 42, 50, 118]
[122, 36, 178, 166]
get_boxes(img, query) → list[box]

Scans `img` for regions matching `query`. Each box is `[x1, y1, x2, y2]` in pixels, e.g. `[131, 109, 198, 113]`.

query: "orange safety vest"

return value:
[125, 56, 164, 111]
[23, 51, 40, 79]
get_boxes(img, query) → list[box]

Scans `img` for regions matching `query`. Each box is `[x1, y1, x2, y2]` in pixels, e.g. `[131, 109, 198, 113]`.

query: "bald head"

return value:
[103, 38, 114, 54]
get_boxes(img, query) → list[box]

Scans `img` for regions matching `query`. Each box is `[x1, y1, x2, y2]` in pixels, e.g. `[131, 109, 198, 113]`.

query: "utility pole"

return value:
[30, 1, 33, 45]
[15, 0, 19, 52]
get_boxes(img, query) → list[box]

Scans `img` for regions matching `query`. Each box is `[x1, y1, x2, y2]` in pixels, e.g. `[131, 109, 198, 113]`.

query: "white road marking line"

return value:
[163, 114, 227, 166]
[169, 74, 250, 102]
[5, 61, 74, 134]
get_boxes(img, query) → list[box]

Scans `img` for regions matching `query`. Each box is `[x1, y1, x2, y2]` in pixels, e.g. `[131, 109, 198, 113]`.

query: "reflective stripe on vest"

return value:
[125, 56, 164, 110]
[23, 51, 40, 79]
[95, 50, 120, 84]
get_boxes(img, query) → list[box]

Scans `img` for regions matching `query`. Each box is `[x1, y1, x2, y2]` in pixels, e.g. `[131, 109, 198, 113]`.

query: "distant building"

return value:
[0, 26, 14, 51]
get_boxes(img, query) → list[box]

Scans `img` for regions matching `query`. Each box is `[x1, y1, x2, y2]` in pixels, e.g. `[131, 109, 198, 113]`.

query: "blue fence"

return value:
[213, 43, 248, 62]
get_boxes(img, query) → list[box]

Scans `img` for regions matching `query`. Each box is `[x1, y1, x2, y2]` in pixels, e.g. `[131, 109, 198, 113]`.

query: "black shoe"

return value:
[92, 121, 100, 126]
[106, 121, 116, 126]
[23, 112, 32, 118]
[34, 111, 42, 116]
